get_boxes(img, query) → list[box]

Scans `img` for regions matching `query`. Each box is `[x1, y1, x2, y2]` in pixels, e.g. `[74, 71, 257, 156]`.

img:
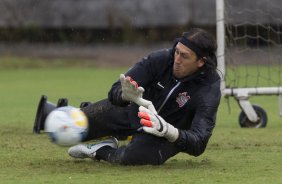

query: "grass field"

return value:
[0, 61, 282, 183]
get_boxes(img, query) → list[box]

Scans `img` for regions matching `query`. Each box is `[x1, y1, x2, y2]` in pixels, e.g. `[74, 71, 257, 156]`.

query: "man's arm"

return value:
[108, 49, 173, 107]
[138, 85, 221, 156]
[108, 56, 153, 107]
[174, 105, 218, 156]
[174, 79, 221, 156]
[108, 80, 129, 107]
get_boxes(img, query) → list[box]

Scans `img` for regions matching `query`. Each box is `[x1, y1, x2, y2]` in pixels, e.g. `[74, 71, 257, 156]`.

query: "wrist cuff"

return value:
[165, 124, 179, 142]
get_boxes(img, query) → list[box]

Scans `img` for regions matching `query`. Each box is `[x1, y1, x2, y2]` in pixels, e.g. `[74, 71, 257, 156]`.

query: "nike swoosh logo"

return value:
[157, 82, 164, 88]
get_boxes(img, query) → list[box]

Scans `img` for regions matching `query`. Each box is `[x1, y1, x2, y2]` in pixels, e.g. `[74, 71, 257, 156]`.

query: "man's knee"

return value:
[117, 146, 164, 165]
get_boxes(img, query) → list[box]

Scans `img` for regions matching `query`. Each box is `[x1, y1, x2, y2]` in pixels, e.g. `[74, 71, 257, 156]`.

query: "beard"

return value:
[173, 64, 183, 79]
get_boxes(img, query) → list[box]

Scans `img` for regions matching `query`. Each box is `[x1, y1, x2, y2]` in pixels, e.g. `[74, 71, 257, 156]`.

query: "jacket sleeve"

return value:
[108, 80, 129, 107]
[108, 49, 171, 106]
[174, 84, 221, 156]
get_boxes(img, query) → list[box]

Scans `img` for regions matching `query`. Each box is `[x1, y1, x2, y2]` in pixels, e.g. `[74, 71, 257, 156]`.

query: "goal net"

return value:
[216, 0, 282, 127]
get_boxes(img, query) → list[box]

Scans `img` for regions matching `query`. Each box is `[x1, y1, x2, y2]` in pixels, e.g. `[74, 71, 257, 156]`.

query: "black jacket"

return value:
[108, 48, 221, 156]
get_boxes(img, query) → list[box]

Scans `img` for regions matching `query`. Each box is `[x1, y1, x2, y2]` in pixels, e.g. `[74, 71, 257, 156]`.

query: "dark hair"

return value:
[182, 28, 218, 71]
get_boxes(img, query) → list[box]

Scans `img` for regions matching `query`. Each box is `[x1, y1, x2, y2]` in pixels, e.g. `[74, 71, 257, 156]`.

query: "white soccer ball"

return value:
[45, 106, 88, 146]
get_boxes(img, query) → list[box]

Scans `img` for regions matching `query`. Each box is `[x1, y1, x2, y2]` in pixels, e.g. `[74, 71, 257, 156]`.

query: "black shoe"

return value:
[33, 95, 57, 134]
[33, 95, 71, 134]
[57, 98, 68, 107]
[80, 102, 92, 108]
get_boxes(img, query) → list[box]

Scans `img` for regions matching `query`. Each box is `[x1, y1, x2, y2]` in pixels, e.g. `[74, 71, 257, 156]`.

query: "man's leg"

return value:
[96, 133, 181, 165]
[81, 99, 137, 140]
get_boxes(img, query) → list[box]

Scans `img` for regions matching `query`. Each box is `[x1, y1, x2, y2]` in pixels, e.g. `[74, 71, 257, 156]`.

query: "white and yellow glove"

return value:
[138, 106, 179, 142]
[120, 74, 157, 114]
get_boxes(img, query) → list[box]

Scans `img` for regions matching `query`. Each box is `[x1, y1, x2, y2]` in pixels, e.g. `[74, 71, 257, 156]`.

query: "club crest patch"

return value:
[176, 92, 191, 108]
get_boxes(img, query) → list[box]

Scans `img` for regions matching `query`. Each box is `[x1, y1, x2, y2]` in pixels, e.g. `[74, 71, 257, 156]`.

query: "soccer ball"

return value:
[45, 106, 88, 146]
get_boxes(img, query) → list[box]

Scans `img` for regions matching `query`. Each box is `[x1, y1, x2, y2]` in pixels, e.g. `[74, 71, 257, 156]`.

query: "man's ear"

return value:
[197, 58, 206, 68]
[172, 38, 180, 56]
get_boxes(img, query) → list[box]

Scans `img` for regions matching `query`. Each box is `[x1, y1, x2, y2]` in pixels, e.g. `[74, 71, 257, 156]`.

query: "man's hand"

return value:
[120, 74, 157, 114]
[138, 106, 179, 142]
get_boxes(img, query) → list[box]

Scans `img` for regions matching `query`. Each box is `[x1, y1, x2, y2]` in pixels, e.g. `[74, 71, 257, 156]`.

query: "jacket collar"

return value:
[174, 67, 206, 82]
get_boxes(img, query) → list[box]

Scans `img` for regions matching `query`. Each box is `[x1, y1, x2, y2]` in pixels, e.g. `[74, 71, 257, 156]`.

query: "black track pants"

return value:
[81, 99, 137, 140]
[81, 99, 181, 165]
[96, 133, 181, 165]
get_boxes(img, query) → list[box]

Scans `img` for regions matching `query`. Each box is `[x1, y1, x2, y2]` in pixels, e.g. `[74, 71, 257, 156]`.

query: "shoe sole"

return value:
[68, 137, 119, 159]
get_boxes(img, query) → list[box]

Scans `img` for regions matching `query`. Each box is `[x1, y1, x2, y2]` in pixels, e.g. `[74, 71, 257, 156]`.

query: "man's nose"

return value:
[175, 55, 182, 63]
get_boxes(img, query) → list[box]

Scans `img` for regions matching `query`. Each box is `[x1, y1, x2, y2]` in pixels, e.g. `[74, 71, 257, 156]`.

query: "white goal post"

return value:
[216, 0, 282, 127]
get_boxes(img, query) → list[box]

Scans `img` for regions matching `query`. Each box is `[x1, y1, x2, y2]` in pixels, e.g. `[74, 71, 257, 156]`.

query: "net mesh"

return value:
[224, 0, 282, 88]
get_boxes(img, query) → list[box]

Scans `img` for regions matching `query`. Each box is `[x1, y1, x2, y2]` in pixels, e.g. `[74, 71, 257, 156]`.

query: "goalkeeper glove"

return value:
[138, 106, 179, 142]
[120, 74, 157, 114]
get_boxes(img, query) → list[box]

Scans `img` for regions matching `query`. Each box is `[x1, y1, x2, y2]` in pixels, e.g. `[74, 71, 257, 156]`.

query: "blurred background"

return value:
[0, 0, 281, 67]
[0, 0, 217, 67]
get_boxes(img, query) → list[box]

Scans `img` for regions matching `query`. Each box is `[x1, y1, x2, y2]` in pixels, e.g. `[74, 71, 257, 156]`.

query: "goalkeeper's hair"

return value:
[182, 28, 217, 72]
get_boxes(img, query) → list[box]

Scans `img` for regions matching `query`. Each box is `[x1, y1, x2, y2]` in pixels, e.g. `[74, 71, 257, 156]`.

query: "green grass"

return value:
[226, 65, 282, 87]
[0, 64, 282, 183]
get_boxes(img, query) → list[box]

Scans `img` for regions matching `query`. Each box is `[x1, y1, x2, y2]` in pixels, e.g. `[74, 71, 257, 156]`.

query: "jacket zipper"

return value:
[157, 81, 181, 113]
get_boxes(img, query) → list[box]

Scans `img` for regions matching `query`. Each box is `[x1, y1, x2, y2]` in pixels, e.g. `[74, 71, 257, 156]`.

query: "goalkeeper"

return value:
[43, 28, 221, 165]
